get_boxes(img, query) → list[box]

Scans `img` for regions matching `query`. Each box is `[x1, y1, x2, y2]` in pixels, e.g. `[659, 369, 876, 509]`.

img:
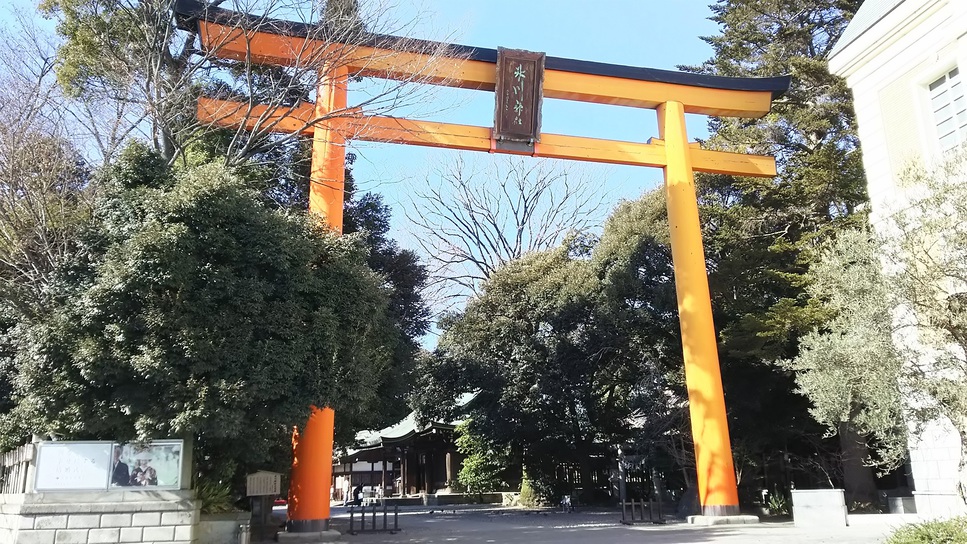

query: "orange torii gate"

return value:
[175, 0, 789, 531]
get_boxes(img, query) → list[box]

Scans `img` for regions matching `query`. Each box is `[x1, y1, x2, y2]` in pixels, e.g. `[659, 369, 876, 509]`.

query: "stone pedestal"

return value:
[887, 496, 917, 514]
[197, 511, 252, 544]
[791, 489, 848, 527]
[907, 408, 965, 519]
[913, 491, 967, 519]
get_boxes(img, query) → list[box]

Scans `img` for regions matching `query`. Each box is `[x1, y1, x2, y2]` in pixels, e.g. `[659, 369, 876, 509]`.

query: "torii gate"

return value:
[175, 0, 789, 531]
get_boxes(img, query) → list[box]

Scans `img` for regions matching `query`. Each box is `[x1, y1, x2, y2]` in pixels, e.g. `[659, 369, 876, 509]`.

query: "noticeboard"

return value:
[34, 442, 112, 491]
[246, 471, 282, 496]
[33, 440, 184, 492]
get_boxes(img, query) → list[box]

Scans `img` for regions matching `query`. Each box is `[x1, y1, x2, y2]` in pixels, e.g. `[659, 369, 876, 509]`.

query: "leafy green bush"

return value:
[518, 475, 557, 507]
[455, 422, 504, 494]
[195, 479, 237, 514]
[885, 516, 967, 544]
[457, 453, 502, 494]
[765, 491, 790, 516]
[518, 478, 542, 508]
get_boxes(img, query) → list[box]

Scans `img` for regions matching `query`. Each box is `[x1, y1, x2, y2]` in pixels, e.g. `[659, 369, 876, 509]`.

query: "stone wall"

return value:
[909, 418, 967, 519]
[0, 490, 199, 544]
[195, 512, 250, 544]
[423, 493, 504, 506]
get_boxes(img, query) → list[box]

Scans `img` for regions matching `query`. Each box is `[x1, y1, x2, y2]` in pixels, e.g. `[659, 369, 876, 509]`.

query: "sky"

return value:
[1, 0, 724, 335]
[340, 0, 722, 250]
[340, 0, 723, 342]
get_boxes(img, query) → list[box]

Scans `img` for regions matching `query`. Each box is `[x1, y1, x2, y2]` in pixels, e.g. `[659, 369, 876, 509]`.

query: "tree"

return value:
[39, 0, 462, 165]
[0, 145, 398, 481]
[454, 420, 506, 495]
[406, 155, 607, 308]
[0, 127, 93, 318]
[0, 25, 102, 441]
[343, 166, 430, 428]
[0, 2, 148, 165]
[780, 228, 907, 499]
[413, 191, 683, 504]
[880, 150, 967, 503]
[685, 0, 873, 501]
[784, 149, 967, 505]
[590, 191, 694, 495]
[0, 16, 99, 316]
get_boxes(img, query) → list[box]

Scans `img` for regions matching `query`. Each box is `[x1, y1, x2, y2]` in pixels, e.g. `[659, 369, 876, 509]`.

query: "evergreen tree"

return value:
[686, 0, 873, 501]
[0, 145, 397, 481]
[184, 132, 431, 429]
[413, 192, 682, 504]
[343, 161, 431, 428]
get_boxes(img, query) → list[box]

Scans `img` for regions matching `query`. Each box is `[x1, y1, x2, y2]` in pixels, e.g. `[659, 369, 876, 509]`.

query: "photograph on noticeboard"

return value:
[110, 441, 182, 489]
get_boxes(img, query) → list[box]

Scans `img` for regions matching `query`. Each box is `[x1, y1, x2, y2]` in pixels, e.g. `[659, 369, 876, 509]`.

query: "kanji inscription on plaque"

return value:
[494, 47, 545, 143]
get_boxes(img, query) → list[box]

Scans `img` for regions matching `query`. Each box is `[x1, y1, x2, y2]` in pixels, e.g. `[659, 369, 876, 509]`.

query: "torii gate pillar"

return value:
[309, 65, 349, 234]
[660, 100, 740, 516]
[286, 67, 348, 533]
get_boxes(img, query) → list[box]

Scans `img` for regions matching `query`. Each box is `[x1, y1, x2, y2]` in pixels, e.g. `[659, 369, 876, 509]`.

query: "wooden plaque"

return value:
[494, 47, 545, 143]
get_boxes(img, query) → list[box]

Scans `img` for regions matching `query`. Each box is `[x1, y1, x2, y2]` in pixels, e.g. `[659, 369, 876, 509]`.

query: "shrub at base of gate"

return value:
[884, 516, 967, 544]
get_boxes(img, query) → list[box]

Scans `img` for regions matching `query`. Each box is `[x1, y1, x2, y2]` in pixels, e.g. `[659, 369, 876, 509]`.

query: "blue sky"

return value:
[343, 0, 721, 248]
[2, 0, 722, 321]
[1, 0, 721, 232]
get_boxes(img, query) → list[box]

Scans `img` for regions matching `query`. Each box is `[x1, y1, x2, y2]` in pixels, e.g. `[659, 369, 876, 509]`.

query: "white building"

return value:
[828, 0, 967, 518]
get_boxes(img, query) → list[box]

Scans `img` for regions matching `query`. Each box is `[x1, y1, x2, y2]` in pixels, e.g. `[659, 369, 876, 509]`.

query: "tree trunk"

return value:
[952, 414, 967, 506]
[519, 465, 540, 507]
[838, 421, 878, 506]
[579, 454, 594, 505]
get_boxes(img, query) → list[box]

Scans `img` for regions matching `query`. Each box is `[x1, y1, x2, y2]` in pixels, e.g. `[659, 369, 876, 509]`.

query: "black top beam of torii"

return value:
[172, 0, 790, 101]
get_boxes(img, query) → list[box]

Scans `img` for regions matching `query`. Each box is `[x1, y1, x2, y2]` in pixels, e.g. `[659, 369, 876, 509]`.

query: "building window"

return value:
[929, 67, 967, 152]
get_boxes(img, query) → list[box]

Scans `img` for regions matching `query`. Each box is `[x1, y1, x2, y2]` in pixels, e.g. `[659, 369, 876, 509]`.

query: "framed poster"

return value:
[34, 441, 112, 491]
[111, 440, 183, 490]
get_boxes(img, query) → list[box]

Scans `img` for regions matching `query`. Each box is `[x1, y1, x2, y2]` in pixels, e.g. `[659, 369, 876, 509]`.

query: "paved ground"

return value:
[320, 505, 914, 544]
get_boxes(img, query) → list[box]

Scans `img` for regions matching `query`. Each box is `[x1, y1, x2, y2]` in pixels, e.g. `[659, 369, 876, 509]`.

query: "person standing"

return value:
[111, 446, 130, 487]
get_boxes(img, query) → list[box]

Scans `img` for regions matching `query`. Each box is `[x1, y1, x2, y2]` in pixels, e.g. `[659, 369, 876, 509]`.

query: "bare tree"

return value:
[0, 22, 96, 315]
[406, 155, 609, 307]
[0, 3, 147, 166]
[0, 8, 66, 137]
[36, 0, 468, 166]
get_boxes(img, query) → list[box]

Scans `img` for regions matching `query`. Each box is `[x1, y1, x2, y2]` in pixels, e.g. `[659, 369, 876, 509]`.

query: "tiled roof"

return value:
[349, 392, 476, 453]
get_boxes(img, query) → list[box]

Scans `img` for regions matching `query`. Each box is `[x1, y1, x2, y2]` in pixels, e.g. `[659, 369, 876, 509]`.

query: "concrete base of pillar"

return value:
[701, 504, 741, 517]
[286, 518, 329, 532]
[686, 515, 760, 526]
[277, 529, 342, 542]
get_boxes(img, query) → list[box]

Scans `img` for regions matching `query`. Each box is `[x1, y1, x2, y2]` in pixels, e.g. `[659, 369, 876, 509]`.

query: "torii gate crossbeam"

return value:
[174, 0, 789, 530]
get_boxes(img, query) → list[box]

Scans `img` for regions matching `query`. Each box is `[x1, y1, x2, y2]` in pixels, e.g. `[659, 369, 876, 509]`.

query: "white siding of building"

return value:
[829, 0, 967, 519]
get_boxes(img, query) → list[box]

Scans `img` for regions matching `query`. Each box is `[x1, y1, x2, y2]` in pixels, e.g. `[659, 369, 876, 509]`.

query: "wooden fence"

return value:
[1, 443, 34, 494]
